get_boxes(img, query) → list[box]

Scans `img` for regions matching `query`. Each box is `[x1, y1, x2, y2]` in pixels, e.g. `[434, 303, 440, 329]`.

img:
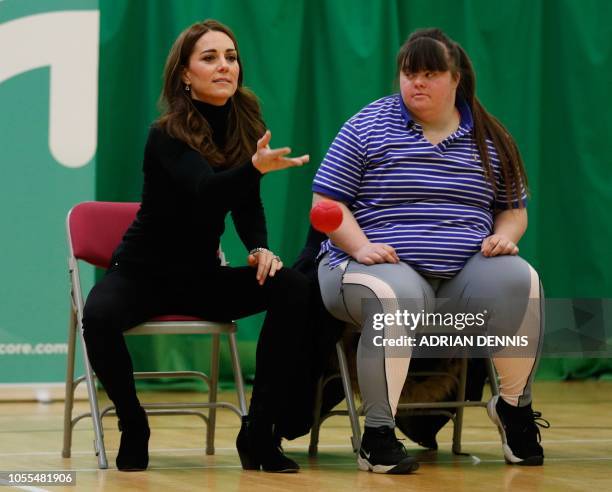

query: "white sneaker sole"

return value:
[357, 455, 419, 474]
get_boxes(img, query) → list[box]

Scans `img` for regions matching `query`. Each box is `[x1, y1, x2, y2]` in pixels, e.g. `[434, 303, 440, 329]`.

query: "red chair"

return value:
[62, 201, 247, 469]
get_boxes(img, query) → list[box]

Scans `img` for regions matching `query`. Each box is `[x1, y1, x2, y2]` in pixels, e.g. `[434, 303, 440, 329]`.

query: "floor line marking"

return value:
[4, 436, 612, 457]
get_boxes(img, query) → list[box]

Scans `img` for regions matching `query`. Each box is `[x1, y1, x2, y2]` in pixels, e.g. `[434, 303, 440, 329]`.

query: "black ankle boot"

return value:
[116, 407, 150, 471]
[236, 416, 299, 473]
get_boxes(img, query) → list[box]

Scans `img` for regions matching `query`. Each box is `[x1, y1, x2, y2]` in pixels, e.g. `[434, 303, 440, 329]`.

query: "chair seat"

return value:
[126, 317, 237, 336]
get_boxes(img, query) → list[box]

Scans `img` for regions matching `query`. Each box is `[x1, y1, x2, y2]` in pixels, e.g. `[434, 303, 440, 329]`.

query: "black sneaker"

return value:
[357, 426, 419, 474]
[487, 395, 550, 466]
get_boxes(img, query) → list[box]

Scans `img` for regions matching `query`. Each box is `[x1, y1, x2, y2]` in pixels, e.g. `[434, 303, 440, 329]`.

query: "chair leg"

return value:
[452, 358, 468, 455]
[336, 341, 361, 453]
[206, 334, 220, 455]
[308, 376, 325, 457]
[228, 332, 247, 416]
[78, 327, 108, 469]
[486, 357, 500, 396]
[62, 306, 78, 458]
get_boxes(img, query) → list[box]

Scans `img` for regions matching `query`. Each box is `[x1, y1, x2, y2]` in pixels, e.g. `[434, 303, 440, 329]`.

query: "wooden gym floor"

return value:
[0, 380, 611, 491]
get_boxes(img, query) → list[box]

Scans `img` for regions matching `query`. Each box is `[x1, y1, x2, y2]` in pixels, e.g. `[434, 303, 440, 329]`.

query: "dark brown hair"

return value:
[397, 28, 528, 208]
[157, 19, 265, 167]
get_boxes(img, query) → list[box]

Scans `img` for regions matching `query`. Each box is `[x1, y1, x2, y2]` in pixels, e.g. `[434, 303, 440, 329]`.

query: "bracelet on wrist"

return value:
[249, 247, 270, 256]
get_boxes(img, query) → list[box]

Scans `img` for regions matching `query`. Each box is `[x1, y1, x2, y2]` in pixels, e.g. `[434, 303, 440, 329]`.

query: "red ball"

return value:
[310, 200, 343, 233]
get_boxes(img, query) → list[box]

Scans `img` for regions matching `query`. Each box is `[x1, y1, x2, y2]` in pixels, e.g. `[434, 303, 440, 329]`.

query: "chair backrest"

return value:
[67, 201, 140, 269]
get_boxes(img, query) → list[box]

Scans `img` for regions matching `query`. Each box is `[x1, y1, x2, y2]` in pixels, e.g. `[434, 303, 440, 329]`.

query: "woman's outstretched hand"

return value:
[252, 130, 309, 174]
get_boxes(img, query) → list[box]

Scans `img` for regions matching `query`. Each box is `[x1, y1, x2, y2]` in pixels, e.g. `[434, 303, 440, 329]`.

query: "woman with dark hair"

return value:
[82, 19, 309, 473]
[314, 28, 547, 474]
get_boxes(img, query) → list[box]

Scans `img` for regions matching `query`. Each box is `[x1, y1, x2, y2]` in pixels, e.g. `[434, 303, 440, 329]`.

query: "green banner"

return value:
[0, 0, 98, 390]
[97, 0, 612, 383]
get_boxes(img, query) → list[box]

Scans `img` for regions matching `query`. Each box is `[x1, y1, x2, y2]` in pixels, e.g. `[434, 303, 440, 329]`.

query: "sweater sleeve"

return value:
[231, 178, 268, 251]
[146, 126, 262, 198]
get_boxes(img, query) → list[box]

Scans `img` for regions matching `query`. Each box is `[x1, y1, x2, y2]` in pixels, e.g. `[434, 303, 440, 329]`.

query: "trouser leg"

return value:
[438, 253, 544, 407]
[319, 256, 435, 428]
[82, 267, 163, 420]
[249, 269, 311, 420]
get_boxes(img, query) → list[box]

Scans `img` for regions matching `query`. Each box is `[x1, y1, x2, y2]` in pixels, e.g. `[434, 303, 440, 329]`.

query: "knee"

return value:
[82, 303, 107, 341]
[342, 265, 431, 321]
[82, 296, 123, 343]
[499, 257, 540, 299]
[469, 254, 539, 299]
[267, 267, 311, 303]
[346, 267, 429, 304]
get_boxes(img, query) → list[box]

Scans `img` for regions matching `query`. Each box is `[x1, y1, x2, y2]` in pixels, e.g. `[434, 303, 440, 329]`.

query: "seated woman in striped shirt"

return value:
[313, 28, 546, 474]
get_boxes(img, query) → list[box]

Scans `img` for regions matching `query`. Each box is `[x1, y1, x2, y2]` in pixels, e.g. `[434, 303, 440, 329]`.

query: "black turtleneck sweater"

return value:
[113, 99, 267, 273]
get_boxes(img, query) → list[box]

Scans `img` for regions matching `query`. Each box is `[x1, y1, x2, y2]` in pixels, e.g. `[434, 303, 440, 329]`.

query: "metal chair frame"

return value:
[309, 339, 500, 456]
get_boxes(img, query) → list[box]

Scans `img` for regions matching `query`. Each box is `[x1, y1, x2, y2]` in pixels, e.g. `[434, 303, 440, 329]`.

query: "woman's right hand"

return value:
[353, 242, 399, 265]
[252, 130, 309, 174]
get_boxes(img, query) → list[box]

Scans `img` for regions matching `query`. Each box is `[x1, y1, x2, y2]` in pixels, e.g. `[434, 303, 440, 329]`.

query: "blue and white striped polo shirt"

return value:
[313, 94, 526, 278]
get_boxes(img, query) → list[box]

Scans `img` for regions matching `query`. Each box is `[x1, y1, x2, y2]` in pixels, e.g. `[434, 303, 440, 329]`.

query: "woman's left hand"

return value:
[251, 131, 309, 174]
[481, 234, 519, 257]
[247, 249, 283, 285]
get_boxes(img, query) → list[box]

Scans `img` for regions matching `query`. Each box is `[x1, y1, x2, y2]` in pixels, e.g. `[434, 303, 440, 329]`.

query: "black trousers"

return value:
[82, 261, 311, 423]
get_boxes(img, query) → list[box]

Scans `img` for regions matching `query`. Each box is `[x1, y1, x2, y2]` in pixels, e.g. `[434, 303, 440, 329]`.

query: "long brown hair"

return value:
[157, 19, 265, 167]
[397, 28, 528, 208]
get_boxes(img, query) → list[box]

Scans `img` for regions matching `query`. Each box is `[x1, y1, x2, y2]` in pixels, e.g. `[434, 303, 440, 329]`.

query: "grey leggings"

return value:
[318, 252, 544, 429]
